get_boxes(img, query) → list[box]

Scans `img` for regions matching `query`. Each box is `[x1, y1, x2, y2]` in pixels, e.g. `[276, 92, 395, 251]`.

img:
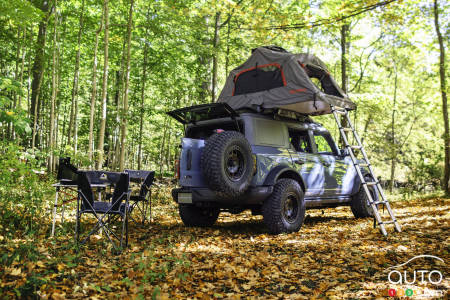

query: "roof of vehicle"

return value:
[167, 103, 328, 132]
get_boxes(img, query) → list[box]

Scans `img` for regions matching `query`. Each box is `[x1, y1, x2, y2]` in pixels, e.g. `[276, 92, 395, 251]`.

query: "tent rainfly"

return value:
[218, 46, 356, 115]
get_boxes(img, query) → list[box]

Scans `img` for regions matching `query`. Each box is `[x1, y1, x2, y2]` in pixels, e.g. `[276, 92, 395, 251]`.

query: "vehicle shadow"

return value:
[303, 214, 352, 225]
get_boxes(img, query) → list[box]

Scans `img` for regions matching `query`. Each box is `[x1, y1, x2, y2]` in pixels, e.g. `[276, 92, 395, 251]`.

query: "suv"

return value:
[168, 103, 376, 234]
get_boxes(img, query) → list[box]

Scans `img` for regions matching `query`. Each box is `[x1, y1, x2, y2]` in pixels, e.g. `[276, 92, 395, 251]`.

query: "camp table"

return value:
[51, 181, 111, 237]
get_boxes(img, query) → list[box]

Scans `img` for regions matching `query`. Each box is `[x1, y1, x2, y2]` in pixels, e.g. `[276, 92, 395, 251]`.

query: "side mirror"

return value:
[340, 148, 349, 156]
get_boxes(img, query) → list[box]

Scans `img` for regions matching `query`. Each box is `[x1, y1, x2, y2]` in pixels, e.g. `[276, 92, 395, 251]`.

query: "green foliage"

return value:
[0, 141, 51, 238]
[0, 0, 42, 25]
[0, 0, 448, 188]
[0, 77, 31, 136]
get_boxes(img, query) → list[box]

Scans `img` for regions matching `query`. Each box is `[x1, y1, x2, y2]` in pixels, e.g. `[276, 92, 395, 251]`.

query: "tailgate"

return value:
[179, 138, 207, 187]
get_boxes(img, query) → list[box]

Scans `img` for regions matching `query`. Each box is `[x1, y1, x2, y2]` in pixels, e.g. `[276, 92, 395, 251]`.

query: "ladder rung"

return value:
[340, 127, 353, 132]
[358, 163, 370, 167]
[371, 200, 387, 205]
[379, 220, 397, 225]
[365, 181, 378, 186]
[349, 145, 362, 150]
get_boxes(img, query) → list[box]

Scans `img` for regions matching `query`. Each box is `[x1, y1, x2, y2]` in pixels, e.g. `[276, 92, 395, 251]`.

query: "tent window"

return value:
[299, 62, 344, 98]
[233, 63, 286, 96]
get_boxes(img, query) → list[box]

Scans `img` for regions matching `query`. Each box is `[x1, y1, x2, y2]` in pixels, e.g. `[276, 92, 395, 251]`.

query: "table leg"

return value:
[98, 188, 103, 235]
[51, 187, 60, 237]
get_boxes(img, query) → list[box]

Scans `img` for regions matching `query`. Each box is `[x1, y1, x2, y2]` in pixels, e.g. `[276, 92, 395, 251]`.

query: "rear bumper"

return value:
[172, 186, 273, 206]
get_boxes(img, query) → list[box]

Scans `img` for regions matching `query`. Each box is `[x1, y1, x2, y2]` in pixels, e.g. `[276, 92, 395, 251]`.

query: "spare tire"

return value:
[201, 131, 253, 198]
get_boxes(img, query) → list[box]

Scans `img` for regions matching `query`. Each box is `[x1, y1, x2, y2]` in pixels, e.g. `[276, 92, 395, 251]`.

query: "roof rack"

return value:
[275, 109, 313, 122]
[236, 106, 314, 123]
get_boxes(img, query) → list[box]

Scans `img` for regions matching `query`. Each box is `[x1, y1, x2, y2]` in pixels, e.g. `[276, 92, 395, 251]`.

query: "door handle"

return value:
[294, 159, 305, 165]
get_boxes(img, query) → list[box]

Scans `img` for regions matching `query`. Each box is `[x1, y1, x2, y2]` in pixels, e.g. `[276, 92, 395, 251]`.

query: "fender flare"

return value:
[263, 165, 306, 192]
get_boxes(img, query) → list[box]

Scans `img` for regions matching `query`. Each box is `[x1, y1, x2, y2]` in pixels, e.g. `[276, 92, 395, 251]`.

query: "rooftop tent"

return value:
[217, 46, 356, 115]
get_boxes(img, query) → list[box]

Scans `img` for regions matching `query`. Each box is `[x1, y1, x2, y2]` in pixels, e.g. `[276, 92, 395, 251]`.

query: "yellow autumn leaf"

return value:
[301, 285, 312, 292]
[10, 268, 21, 276]
[36, 261, 45, 268]
[57, 263, 65, 272]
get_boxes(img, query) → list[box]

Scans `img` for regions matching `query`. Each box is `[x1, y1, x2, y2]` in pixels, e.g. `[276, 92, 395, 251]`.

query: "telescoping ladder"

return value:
[331, 105, 401, 236]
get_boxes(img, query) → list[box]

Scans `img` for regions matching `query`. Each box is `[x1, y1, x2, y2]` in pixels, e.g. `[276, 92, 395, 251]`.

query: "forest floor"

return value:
[0, 186, 449, 299]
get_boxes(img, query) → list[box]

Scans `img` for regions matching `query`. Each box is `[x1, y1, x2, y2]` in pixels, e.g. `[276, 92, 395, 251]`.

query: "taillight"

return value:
[175, 159, 180, 179]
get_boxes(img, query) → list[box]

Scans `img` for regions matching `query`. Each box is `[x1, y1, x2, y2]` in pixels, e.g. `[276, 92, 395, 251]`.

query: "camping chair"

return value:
[76, 171, 130, 249]
[57, 157, 78, 185]
[125, 170, 155, 225]
[87, 171, 121, 201]
[51, 158, 79, 237]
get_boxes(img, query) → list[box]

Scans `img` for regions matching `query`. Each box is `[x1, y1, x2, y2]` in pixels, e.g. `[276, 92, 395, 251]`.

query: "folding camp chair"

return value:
[76, 171, 130, 249]
[51, 158, 79, 236]
[57, 157, 78, 185]
[126, 170, 155, 225]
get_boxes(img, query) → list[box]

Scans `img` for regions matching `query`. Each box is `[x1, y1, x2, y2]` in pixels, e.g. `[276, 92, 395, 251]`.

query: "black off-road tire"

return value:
[179, 205, 220, 227]
[262, 179, 305, 234]
[350, 176, 378, 218]
[201, 131, 253, 198]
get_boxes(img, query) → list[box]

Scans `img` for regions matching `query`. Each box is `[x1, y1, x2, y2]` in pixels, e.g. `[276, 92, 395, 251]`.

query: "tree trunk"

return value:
[434, 0, 449, 194]
[27, 33, 32, 119]
[198, 16, 211, 104]
[225, 18, 231, 76]
[118, 0, 134, 171]
[211, 12, 220, 103]
[67, 0, 85, 150]
[112, 70, 122, 170]
[361, 116, 372, 144]
[339, 24, 350, 148]
[165, 120, 172, 172]
[137, 34, 149, 170]
[389, 64, 398, 192]
[18, 28, 26, 111]
[48, 1, 58, 173]
[11, 28, 21, 139]
[96, 0, 110, 169]
[54, 22, 62, 172]
[88, 10, 103, 166]
[159, 116, 169, 179]
[31, 0, 50, 149]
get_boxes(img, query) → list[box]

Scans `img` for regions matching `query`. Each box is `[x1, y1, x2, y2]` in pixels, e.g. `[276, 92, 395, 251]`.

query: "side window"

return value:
[288, 130, 312, 153]
[254, 119, 287, 147]
[314, 132, 336, 154]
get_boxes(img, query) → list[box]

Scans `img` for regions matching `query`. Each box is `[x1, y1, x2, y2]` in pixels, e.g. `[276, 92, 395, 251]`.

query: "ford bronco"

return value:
[168, 103, 376, 234]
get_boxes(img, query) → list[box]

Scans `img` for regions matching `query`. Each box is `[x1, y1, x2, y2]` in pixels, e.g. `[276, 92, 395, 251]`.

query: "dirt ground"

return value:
[1, 189, 449, 299]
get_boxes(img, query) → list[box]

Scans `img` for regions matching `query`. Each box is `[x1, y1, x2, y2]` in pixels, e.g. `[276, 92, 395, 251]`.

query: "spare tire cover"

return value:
[201, 131, 253, 198]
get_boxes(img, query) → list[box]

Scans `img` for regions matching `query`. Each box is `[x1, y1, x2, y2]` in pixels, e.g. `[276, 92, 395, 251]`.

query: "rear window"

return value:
[186, 121, 243, 139]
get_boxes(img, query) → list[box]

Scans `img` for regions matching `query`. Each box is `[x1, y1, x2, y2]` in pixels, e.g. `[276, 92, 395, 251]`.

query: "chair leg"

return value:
[125, 212, 129, 247]
[147, 191, 152, 224]
[120, 212, 127, 248]
[141, 201, 147, 225]
[75, 196, 80, 246]
[75, 213, 80, 245]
